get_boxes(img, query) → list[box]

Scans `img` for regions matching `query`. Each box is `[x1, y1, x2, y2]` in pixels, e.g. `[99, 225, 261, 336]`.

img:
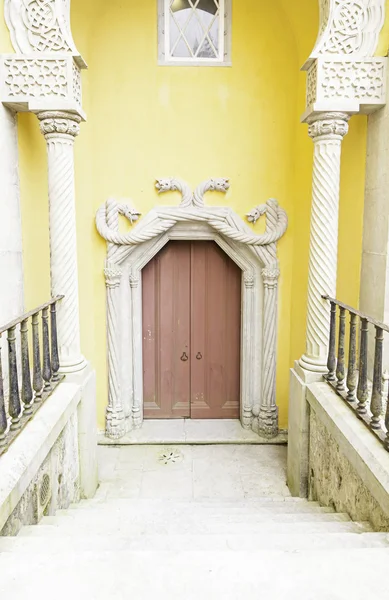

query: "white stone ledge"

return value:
[307, 382, 389, 519]
[0, 380, 82, 531]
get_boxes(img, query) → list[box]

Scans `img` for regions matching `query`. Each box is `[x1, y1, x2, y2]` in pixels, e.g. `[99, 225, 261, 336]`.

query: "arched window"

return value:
[158, 0, 231, 66]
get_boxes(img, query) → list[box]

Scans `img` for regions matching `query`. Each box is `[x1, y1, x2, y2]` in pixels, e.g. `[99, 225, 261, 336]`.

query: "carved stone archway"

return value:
[96, 178, 288, 440]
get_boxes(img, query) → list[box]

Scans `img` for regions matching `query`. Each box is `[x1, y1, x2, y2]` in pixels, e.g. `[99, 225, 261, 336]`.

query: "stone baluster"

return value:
[346, 313, 358, 402]
[357, 318, 369, 415]
[370, 326, 384, 430]
[258, 266, 280, 438]
[104, 265, 126, 439]
[42, 307, 52, 392]
[50, 302, 60, 381]
[336, 307, 346, 392]
[37, 111, 86, 373]
[32, 312, 43, 400]
[7, 325, 21, 430]
[300, 113, 349, 373]
[20, 318, 33, 415]
[0, 335, 7, 447]
[326, 301, 337, 382]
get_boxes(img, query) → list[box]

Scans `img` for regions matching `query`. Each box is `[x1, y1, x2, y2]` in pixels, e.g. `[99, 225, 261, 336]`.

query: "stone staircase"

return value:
[0, 445, 389, 598]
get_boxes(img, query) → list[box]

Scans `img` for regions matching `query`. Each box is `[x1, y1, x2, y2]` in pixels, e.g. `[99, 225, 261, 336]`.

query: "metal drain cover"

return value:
[158, 448, 183, 465]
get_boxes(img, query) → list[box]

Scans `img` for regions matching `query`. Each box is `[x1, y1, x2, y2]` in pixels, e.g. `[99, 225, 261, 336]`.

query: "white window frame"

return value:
[158, 0, 232, 67]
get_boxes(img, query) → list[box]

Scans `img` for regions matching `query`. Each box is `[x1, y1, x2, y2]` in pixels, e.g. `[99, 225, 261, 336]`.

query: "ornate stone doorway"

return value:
[96, 178, 288, 440]
[142, 240, 241, 420]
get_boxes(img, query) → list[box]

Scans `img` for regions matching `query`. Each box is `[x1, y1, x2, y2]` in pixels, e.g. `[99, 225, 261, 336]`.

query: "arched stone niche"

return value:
[96, 178, 288, 440]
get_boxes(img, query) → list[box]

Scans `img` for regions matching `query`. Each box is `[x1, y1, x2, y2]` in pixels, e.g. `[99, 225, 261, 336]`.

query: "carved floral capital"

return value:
[262, 267, 280, 288]
[308, 112, 350, 140]
[38, 111, 81, 139]
[104, 266, 122, 289]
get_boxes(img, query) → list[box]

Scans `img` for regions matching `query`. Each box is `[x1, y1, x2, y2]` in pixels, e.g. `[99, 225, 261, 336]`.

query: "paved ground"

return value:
[97, 443, 291, 500]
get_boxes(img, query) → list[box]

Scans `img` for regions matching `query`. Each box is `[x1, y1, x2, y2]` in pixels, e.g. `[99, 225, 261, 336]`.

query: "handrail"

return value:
[322, 295, 389, 334]
[0, 296, 65, 455]
[0, 295, 64, 335]
[322, 295, 389, 452]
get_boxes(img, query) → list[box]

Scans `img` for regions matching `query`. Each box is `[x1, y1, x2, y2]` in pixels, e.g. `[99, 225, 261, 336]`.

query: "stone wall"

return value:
[1, 413, 80, 536]
[309, 409, 389, 531]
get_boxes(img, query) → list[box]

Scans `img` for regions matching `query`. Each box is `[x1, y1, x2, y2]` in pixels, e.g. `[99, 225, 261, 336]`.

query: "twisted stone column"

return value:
[258, 266, 280, 437]
[38, 111, 86, 372]
[300, 112, 349, 373]
[104, 264, 126, 439]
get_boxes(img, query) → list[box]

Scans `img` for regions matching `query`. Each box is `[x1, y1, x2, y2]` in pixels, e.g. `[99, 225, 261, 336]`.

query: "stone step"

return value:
[1, 548, 389, 599]
[1, 532, 388, 554]
[40, 512, 351, 526]
[17, 519, 372, 537]
[62, 500, 334, 515]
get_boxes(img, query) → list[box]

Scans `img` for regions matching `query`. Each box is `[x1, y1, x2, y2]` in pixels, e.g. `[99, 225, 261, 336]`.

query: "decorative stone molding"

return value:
[304, 56, 387, 115]
[2, 1, 86, 116]
[155, 177, 230, 208]
[96, 179, 288, 439]
[38, 110, 86, 373]
[104, 266, 122, 289]
[0, 54, 83, 113]
[303, 2, 386, 120]
[311, 0, 385, 59]
[300, 112, 350, 373]
[38, 109, 80, 138]
[5, 0, 86, 67]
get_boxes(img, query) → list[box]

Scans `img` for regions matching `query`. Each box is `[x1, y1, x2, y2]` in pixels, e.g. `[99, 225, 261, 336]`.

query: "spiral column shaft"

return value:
[38, 111, 86, 373]
[300, 112, 349, 373]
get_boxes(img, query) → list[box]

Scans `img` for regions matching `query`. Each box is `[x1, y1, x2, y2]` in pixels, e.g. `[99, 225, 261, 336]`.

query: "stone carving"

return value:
[300, 112, 350, 372]
[5, 0, 82, 60]
[38, 110, 85, 372]
[305, 56, 387, 112]
[0, 55, 83, 111]
[96, 180, 288, 439]
[260, 265, 280, 437]
[311, 0, 385, 58]
[39, 110, 80, 137]
[246, 204, 268, 224]
[104, 264, 125, 439]
[156, 177, 230, 208]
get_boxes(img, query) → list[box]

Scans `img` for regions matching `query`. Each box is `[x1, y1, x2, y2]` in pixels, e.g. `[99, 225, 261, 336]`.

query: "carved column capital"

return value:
[244, 272, 255, 289]
[104, 266, 122, 289]
[129, 274, 140, 289]
[308, 112, 350, 141]
[38, 111, 81, 140]
[262, 267, 280, 288]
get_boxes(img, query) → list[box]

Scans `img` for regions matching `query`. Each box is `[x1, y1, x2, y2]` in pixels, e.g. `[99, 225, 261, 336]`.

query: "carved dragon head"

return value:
[209, 178, 230, 192]
[246, 204, 268, 224]
[119, 205, 141, 224]
[155, 178, 177, 193]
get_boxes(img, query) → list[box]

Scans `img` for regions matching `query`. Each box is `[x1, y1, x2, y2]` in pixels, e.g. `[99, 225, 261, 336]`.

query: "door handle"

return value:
[196, 352, 202, 360]
[181, 352, 189, 362]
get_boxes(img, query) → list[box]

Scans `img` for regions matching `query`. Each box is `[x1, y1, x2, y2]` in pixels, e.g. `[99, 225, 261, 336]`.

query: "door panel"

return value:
[191, 242, 241, 419]
[142, 241, 191, 418]
[142, 240, 241, 420]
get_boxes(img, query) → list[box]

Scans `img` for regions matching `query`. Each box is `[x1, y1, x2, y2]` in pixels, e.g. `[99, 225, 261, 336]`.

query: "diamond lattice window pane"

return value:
[169, 0, 221, 60]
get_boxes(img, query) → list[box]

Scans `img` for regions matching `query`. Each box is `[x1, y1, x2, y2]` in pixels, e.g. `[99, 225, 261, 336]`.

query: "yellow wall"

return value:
[4, 0, 372, 431]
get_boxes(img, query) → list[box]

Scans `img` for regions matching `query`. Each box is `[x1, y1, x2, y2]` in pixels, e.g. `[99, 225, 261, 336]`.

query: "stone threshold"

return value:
[98, 419, 288, 445]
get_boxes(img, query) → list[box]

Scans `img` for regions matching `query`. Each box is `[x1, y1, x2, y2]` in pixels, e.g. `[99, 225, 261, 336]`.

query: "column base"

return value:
[258, 406, 279, 438]
[59, 355, 88, 374]
[106, 406, 126, 440]
[299, 354, 328, 374]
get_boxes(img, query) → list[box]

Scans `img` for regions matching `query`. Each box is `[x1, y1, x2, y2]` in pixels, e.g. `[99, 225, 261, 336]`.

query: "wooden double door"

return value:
[142, 241, 241, 419]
